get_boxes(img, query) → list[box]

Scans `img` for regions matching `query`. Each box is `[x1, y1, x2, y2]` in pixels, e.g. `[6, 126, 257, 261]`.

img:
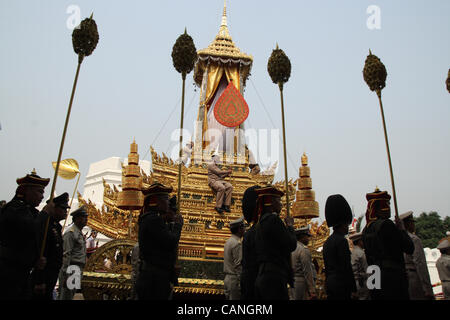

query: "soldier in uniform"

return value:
[136, 183, 183, 300]
[58, 206, 88, 300]
[254, 186, 297, 300]
[207, 153, 233, 214]
[240, 185, 260, 300]
[400, 211, 435, 300]
[290, 226, 317, 300]
[323, 194, 356, 300]
[349, 232, 370, 300]
[0, 170, 49, 300]
[32, 192, 70, 300]
[362, 189, 414, 300]
[436, 239, 450, 300]
[224, 216, 245, 300]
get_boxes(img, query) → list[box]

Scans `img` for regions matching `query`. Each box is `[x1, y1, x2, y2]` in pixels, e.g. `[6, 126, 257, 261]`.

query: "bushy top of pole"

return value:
[72, 14, 99, 60]
[363, 49, 387, 93]
[172, 29, 197, 78]
[267, 44, 291, 87]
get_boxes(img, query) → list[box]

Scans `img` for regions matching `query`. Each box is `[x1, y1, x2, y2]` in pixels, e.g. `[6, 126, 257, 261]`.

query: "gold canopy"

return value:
[194, 1, 253, 88]
[197, 2, 252, 61]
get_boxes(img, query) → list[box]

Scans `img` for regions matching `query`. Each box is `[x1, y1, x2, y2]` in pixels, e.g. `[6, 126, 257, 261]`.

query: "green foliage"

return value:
[414, 212, 448, 248]
[444, 216, 450, 231]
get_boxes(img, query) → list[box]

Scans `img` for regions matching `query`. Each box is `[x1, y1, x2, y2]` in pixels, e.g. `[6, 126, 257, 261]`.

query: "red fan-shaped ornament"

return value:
[214, 82, 249, 128]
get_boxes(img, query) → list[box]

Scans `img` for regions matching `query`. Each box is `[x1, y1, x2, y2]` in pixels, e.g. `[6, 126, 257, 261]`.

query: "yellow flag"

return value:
[52, 158, 79, 180]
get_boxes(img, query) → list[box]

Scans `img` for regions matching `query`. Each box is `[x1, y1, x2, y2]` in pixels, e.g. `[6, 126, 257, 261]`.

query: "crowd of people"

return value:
[221, 186, 450, 300]
[0, 170, 95, 300]
[0, 169, 449, 301]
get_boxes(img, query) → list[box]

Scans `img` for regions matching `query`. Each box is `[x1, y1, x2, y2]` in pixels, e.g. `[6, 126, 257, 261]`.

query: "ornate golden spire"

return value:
[197, 1, 252, 61]
[221, 0, 227, 28]
[301, 152, 308, 166]
[117, 140, 143, 210]
[218, 0, 231, 38]
[292, 152, 319, 219]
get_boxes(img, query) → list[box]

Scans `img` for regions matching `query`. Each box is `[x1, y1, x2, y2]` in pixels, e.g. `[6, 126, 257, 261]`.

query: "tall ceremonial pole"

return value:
[40, 15, 99, 257]
[62, 172, 80, 232]
[268, 44, 292, 218]
[363, 50, 399, 219]
[171, 28, 197, 212]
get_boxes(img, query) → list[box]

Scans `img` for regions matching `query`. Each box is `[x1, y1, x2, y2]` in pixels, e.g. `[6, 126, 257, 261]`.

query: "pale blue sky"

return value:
[1, 0, 449, 224]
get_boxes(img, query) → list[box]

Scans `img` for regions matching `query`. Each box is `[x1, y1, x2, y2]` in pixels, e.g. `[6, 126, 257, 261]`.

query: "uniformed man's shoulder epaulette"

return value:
[65, 225, 77, 234]
[6, 198, 25, 208]
[38, 210, 49, 218]
[2, 199, 29, 215]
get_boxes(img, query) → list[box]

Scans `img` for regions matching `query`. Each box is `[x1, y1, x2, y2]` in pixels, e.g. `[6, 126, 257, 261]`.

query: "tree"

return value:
[444, 216, 450, 232]
[414, 212, 448, 248]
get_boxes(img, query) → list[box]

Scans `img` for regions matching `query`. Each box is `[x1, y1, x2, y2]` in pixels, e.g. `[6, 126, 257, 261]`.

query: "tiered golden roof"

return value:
[197, 3, 252, 62]
[292, 152, 320, 219]
[194, 1, 253, 87]
[116, 140, 143, 211]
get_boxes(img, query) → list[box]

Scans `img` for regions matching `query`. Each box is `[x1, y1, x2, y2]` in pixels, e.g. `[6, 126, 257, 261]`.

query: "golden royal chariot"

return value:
[78, 4, 330, 300]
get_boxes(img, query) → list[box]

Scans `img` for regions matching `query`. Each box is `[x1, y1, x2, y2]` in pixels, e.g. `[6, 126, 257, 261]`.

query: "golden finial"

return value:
[221, 0, 228, 27]
[130, 138, 138, 154]
[375, 186, 380, 192]
[301, 152, 308, 166]
[31, 168, 37, 175]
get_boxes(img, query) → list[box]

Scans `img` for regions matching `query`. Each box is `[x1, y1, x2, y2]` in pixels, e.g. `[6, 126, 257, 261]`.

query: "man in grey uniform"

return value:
[58, 206, 88, 300]
[223, 216, 245, 300]
[290, 226, 317, 300]
[400, 211, 434, 300]
[207, 154, 233, 214]
[349, 232, 370, 300]
[436, 239, 450, 300]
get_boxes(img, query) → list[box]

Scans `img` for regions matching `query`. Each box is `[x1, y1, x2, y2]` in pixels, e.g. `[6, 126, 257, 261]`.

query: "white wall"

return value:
[82, 157, 123, 209]
[82, 156, 151, 209]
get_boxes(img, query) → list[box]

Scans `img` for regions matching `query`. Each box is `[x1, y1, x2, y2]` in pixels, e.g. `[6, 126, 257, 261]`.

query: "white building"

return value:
[82, 156, 151, 209]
